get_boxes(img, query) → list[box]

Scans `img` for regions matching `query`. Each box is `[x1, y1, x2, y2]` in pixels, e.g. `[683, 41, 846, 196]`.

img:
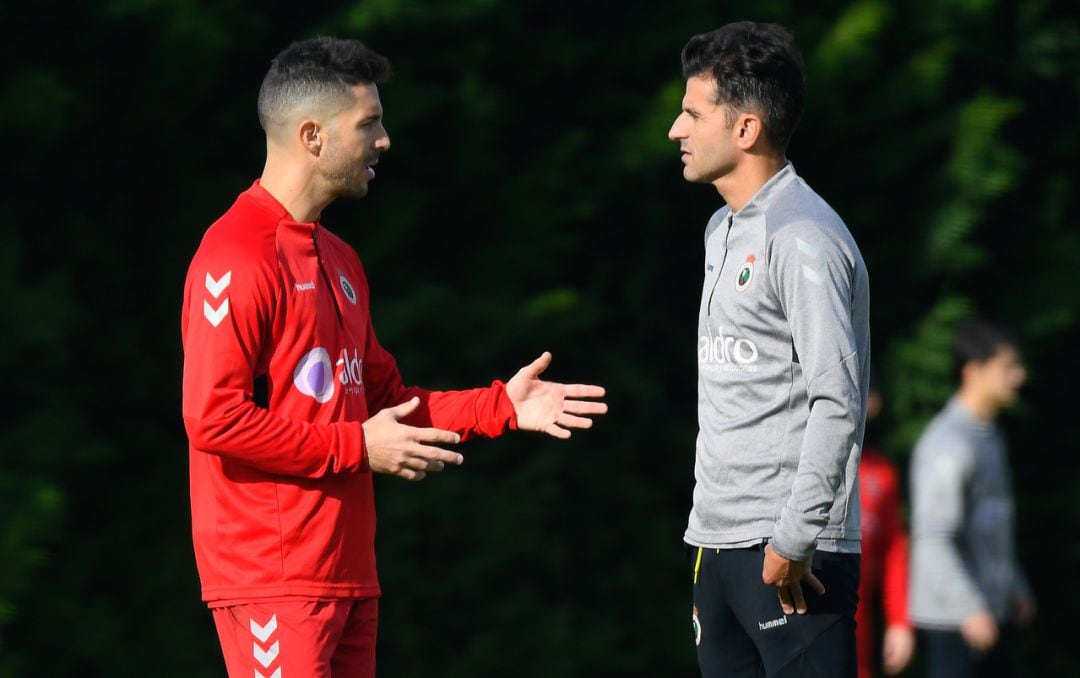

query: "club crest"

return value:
[735, 255, 755, 292]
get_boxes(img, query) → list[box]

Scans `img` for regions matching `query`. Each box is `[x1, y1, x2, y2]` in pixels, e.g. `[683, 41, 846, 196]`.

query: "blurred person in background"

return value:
[909, 321, 1036, 678]
[856, 374, 914, 677]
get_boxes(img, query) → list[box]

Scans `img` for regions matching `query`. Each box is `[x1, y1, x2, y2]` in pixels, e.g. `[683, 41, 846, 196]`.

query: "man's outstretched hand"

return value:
[364, 397, 463, 481]
[506, 352, 608, 439]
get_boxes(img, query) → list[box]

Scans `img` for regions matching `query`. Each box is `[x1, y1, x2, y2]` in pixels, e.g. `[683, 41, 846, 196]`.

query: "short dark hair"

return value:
[681, 22, 805, 153]
[952, 320, 1017, 383]
[258, 36, 391, 132]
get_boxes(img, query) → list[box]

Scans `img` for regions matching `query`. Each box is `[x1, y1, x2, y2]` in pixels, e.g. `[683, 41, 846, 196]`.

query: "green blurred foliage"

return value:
[2, 0, 1077, 675]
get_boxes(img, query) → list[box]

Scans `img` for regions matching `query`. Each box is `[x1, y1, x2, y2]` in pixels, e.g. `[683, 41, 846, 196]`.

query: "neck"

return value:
[714, 154, 787, 213]
[958, 387, 998, 421]
[260, 152, 330, 223]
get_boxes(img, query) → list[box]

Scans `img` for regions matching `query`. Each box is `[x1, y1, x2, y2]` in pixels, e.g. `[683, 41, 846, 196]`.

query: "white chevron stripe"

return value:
[203, 299, 229, 326]
[795, 237, 820, 258]
[253, 640, 279, 668]
[255, 669, 281, 678]
[250, 614, 277, 643]
[205, 271, 232, 298]
[801, 264, 824, 286]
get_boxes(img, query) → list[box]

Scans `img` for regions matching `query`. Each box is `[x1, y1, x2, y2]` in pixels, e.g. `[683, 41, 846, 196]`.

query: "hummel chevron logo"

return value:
[250, 614, 277, 643]
[801, 264, 824, 286]
[255, 670, 281, 678]
[253, 640, 280, 668]
[203, 299, 229, 327]
[795, 237, 820, 259]
[205, 271, 232, 298]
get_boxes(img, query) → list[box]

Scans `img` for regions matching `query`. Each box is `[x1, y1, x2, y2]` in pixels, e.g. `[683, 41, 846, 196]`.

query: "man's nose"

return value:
[668, 114, 687, 140]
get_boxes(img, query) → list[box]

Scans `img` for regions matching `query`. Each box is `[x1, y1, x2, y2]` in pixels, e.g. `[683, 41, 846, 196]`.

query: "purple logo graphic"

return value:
[293, 348, 334, 403]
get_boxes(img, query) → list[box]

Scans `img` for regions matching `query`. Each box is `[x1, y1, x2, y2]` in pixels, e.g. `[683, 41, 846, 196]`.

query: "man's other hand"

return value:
[363, 397, 462, 481]
[762, 544, 825, 615]
[882, 625, 915, 675]
[961, 609, 999, 652]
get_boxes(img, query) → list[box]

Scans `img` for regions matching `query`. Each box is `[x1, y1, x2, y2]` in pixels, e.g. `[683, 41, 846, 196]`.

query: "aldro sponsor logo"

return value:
[698, 325, 759, 373]
[293, 347, 365, 402]
[335, 347, 364, 397]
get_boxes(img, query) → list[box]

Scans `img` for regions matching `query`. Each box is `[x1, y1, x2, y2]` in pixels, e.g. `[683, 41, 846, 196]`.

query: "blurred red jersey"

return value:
[181, 182, 516, 605]
[856, 447, 911, 678]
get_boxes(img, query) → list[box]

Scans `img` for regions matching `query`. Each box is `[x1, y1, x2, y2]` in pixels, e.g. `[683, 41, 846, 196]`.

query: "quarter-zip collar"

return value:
[246, 180, 319, 235]
[729, 162, 798, 223]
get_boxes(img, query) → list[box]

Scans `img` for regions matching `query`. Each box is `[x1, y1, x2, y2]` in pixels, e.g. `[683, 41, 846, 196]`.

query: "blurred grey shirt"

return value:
[909, 397, 1030, 627]
[685, 163, 870, 561]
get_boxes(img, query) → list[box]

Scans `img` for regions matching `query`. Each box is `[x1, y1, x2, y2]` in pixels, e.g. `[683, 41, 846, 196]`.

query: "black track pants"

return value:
[689, 543, 860, 678]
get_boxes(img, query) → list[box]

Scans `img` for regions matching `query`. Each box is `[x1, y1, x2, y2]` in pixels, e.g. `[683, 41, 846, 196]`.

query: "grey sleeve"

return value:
[911, 436, 988, 618]
[767, 223, 863, 561]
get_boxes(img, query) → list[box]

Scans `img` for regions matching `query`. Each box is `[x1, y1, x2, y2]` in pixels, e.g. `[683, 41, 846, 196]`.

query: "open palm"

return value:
[505, 352, 607, 439]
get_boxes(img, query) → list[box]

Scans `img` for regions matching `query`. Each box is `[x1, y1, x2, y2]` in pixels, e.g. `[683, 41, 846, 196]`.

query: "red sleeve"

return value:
[879, 461, 911, 628]
[181, 248, 366, 478]
[359, 293, 517, 441]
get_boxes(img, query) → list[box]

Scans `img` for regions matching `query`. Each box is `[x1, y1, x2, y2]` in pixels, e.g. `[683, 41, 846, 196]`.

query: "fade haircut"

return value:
[681, 22, 805, 153]
[952, 320, 1018, 384]
[257, 36, 391, 133]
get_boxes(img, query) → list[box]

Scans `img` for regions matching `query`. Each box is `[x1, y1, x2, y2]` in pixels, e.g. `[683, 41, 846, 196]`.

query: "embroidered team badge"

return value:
[692, 605, 702, 646]
[338, 273, 358, 305]
[735, 255, 755, 292]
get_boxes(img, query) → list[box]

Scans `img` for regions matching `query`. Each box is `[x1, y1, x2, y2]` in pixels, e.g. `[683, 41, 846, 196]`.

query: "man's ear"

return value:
[734, 112, 765, 151]
[299, 119, 322, 156]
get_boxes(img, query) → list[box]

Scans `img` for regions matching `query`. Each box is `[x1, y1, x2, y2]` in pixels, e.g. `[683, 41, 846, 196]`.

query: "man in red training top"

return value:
[180, 37, 607, 678]
[856, 379, 914, 677]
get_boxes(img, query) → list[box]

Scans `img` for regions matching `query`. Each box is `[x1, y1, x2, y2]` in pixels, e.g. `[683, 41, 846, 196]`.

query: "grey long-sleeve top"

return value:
[909, 397, 1030, 627]
[685, 163, 871, 560]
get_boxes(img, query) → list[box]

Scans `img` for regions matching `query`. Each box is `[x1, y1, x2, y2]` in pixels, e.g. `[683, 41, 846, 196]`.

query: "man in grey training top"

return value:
[668, 22, 870, 677]
[909, 321, 1035, 678]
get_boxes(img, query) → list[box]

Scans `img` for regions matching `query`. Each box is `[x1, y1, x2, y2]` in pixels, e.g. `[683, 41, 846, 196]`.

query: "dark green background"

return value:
[3, 0, 1078, 675]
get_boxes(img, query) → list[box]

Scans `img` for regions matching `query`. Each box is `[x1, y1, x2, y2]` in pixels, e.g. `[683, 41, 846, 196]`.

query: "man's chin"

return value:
[682, 166, 717, 185]
[337, 182, 369, 200]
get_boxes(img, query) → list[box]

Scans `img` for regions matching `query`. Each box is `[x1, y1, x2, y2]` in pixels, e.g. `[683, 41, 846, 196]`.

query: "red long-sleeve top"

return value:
[856, 446, 911, 678]
[181, 182, 517, 605]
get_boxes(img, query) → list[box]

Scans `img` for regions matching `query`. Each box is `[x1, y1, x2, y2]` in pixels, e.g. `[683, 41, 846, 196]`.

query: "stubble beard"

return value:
[323, 151, 371, 200]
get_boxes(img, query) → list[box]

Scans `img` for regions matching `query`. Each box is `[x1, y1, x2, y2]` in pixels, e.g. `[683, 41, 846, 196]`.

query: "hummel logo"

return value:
[203, 270, 232, 326]
[205, 271, 231, 298]
[801, 264, 824, 286]
[253, 640, 280, 668]
[295, 281, 316, 292]
[203, 299, 229, 327]
[795, 238, 825, 286]
[250, 614, 277, 643]
[795, 237, 820, 258]
[250, 614, 280, 677]
[758, 616, 788, 631]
